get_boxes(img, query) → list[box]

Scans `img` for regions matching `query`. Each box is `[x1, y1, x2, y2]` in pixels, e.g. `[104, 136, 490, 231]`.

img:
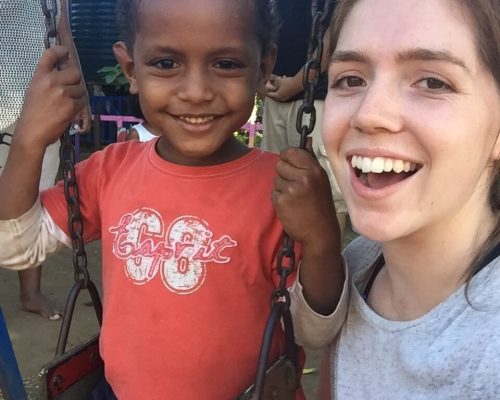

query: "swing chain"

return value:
[273, 0, 335, 314]
[252, 2, 336, 399]
[0, 132, 13, 147]
[60, 143, 90, 286]
[41, 0, 90, 288]
[273, 236, 295, 309]
[296, 0, 335, 149]
[41, 0, 59, 48]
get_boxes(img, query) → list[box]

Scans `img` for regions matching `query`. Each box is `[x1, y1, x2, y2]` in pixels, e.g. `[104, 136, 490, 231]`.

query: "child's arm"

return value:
[272, 147, 345, 315]
[266, 30, 330, 103]
[0, 46, 87, 220]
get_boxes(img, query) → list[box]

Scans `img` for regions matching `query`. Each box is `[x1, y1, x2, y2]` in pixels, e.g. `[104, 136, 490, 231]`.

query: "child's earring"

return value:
[128, 77, 139, 95]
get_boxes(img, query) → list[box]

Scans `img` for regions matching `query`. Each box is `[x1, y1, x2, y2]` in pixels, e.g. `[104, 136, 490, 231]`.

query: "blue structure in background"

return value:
[70, 0, 119, 83]
[0, 308, 27, 400]
[69, 1, 141, 147]
[85, 95, 139, 146]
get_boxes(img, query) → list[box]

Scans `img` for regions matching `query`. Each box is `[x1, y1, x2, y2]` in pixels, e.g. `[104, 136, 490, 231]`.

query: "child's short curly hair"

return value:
[116, 0, 280, 54]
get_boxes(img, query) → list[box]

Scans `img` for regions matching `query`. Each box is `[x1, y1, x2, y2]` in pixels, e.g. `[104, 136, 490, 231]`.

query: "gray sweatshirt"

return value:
[330, 237, 500, 400]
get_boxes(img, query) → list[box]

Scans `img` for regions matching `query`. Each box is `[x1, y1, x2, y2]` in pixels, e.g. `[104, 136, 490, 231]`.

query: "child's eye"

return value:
[215, 60, 243, 70]
[154, 59, 178, 69]
[332, 75, 366, 89]
[414, 77, 452, 92]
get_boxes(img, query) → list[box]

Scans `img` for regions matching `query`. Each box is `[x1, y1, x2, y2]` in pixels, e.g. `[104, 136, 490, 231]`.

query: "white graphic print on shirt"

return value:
[109, 208, 237, 294]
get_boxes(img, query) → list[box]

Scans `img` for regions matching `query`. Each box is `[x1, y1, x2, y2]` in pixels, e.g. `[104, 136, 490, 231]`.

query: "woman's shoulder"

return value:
[468, 250, 500, 308]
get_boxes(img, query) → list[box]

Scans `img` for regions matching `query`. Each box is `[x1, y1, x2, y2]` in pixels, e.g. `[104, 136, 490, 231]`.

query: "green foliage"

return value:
[97, 64, 130, 92]
[234, 130, 248, 145]
[234, 129, 262, 148]
[254, 132, 263, 147]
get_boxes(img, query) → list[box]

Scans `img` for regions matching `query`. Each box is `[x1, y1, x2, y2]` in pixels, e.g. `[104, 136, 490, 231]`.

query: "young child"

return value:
[0, 0, 345, 398]
[292, 0, 500, 398]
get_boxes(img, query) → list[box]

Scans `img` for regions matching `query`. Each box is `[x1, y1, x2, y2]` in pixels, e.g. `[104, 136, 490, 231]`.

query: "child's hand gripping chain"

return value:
[273, 147, 344, 316]
[16, 46, 87, 149]
[0, 45, 86, 220]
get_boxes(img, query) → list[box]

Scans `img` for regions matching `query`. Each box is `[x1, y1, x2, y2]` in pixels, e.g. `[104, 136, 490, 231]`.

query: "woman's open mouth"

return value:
[350, 155, 422, 190]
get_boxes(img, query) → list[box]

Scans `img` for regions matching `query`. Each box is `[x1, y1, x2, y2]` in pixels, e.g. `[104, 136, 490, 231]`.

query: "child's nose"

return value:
[351, 80, 403, 135]
[177, 68, 215, 104]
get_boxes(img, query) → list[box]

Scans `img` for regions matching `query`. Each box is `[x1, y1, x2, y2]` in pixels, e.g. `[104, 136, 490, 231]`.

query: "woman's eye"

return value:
[332, 75, 366, 89]
[415, 77, 452, 91]
[154, 59, 177, 69]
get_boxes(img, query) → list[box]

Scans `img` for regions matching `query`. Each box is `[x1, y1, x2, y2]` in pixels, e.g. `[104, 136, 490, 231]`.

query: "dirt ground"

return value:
[0, 241, 324, 399]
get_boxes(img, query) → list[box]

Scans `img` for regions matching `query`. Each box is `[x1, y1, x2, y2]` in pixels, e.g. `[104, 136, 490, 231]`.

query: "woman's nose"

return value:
[351, 80, 403, 135]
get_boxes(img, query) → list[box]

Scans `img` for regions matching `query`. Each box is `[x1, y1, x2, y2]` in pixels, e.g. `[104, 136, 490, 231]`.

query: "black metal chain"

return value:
[41, 0, 59, 48]
[252, 1, 336, 399]
[41, 0, 90, 288]
[296, 0, 335, 149]
[40, 0, 102, 357]
[0, 133, 12, 172]
[273, 0, 336, 341]
[275, 0, 336, 304]
[0, 132, 13, 147]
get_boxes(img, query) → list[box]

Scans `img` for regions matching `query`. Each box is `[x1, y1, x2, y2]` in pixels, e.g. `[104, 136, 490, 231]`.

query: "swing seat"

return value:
[38, 279, 105, 400]
[38, 334, 104, 400]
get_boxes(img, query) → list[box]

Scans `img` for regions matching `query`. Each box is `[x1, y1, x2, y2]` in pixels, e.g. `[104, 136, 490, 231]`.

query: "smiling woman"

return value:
[324, 0, 499, 244]
[292, 0, 500, 398]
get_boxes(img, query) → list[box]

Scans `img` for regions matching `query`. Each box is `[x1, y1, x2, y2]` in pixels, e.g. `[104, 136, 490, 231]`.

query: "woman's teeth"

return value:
[351, 155, 418, 174]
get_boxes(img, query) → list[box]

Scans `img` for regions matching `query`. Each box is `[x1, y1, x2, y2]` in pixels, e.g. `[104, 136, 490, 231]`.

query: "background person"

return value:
[261, 0, 348, 236]
[126, 122, 157, 142]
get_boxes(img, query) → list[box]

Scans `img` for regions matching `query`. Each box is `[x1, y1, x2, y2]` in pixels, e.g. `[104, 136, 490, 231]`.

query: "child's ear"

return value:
[113, 41, 138, 95]
[257, 45, 277, 91]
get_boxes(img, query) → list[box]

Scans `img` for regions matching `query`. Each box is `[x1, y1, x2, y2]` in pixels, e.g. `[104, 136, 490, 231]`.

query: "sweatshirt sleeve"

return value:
[0, 199, 70, 270]
[290, 256, 349, 349]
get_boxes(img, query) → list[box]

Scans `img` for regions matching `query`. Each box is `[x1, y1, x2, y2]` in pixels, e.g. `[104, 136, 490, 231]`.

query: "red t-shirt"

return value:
[42, 140, 304, 399]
